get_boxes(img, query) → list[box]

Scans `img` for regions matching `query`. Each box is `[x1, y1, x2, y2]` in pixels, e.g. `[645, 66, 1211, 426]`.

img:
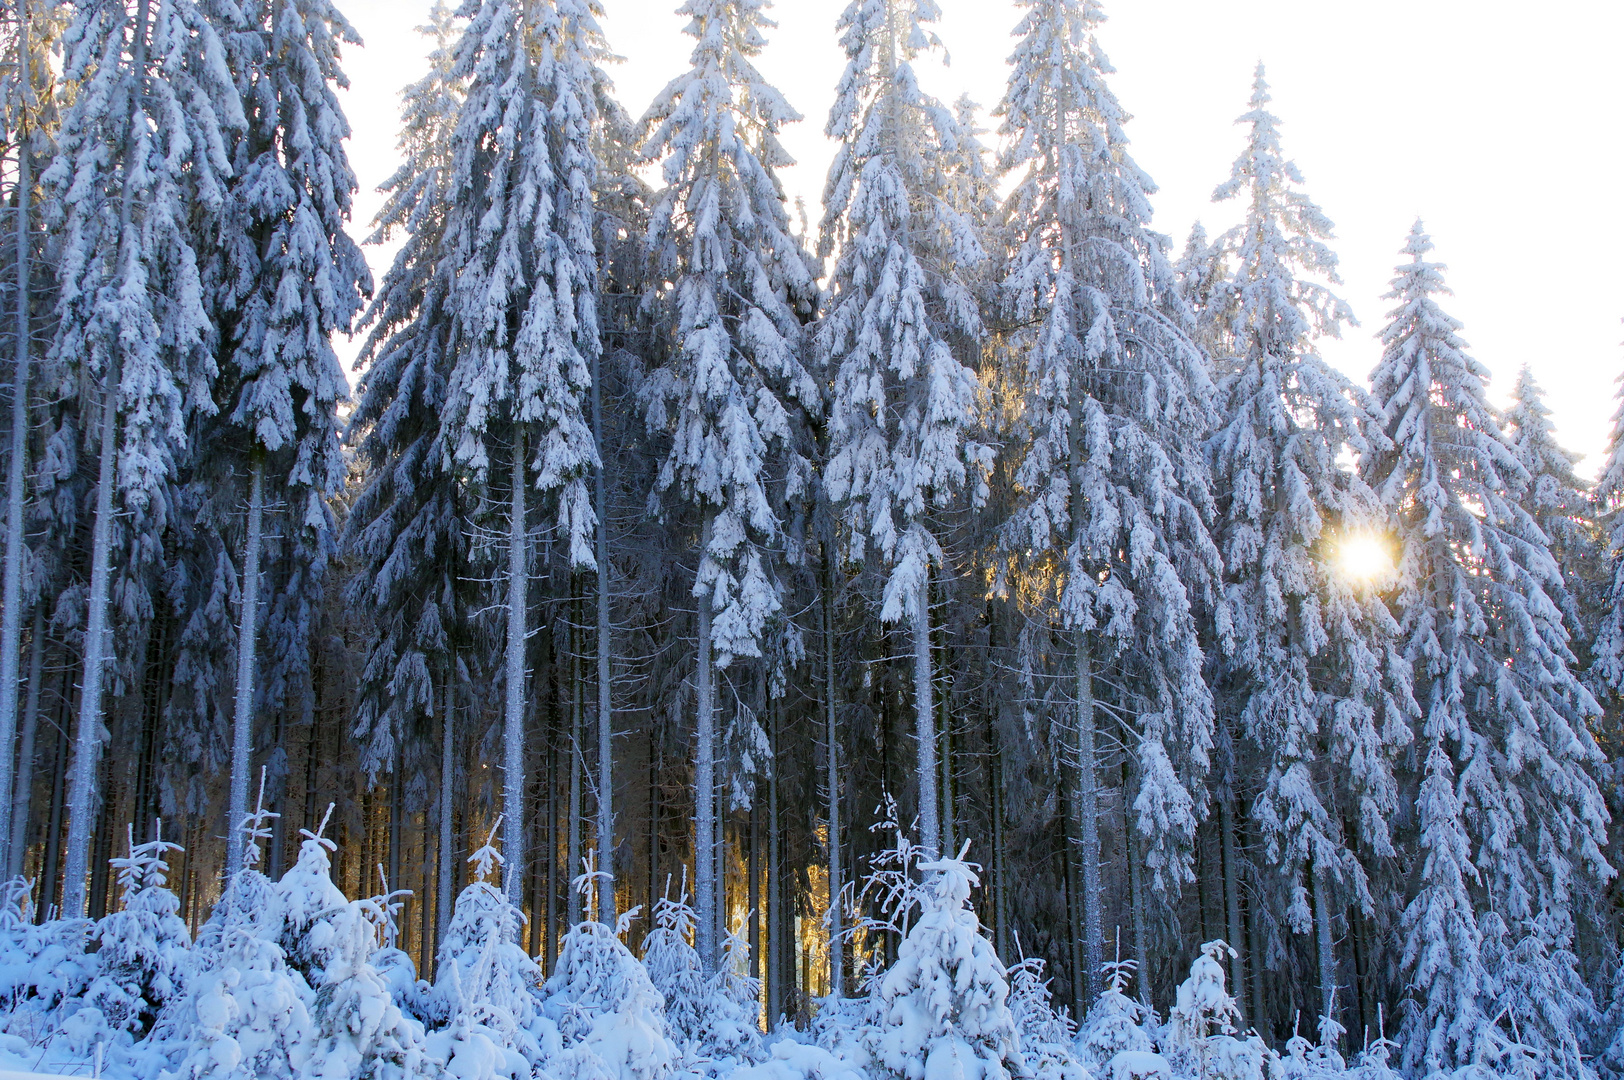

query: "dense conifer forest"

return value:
[0, 1, 1619, 1079]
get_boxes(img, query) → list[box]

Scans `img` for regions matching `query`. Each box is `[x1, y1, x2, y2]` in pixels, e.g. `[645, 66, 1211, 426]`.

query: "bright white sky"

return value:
[336, 0, 1624, 473]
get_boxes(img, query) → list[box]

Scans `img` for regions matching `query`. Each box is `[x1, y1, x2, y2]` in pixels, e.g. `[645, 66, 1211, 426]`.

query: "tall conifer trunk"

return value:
[694, 515, 718, 968]
[1075, 635, 1101, 1000]
[0, 0, 33, 862]
[567, 606, 582, 927]
[503, 431, 529, 906]
[62, 362, 120, 918]
[1314, 866, 1337, 1025]
[823, 562, 842, 997]
[592, 348, 614, 924]
[437, 671, 453, 961]
[1220, 794, 1248, 1017]
[9, 608, 42, 875]
[767, 691, 781, 1021]
[228, 457, 265, 874]
[911, 579, 940, 855]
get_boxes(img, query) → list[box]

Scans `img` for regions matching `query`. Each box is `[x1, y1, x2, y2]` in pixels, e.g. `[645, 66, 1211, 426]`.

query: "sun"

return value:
[1337, 533, 1393, 583]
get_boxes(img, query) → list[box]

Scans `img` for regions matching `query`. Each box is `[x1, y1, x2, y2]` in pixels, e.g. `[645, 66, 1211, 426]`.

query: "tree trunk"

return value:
[936, 590, 954, 858]
[1248, 859, 1269, 1036]
[389, 734, 403, 899]
[767, 690, 781, 1024]
[0, 4, 33, 864]
[9, 608, 43, 875]
[42, 688, 66, 917]
[437, 671, 454, 962]
[990, 719, 1008, 959]
[1063, 784, 1084, 1014]
[1219, 795, 1247, 1018]
[822, 565, 841, 998]
[87, 756, 115, 918]
[567, 597, 583, 927]
[1314, 865, 1337, 1029]
[60, 362, 121, 919]
[592, 344, 614, 925]
[546, 732, 559, 968]
[1075, 634, 1102, 1001]
[714, 779, 727, 952]
[749, 797, 761, 986]
[695, 515, 717, 969]
[911, 577, 940, 855]
[503, 430, 529, 906]
[228, 457, 265, 876]
[1122, 759, 1150, 1006]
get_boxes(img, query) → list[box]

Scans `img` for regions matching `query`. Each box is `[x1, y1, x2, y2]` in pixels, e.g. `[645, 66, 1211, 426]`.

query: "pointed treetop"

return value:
[468, 817, 506, 884]
[1370, 219, 1514, 507]
[1507, 365, 1585, 481]
[240, 765, 281, 870]
[1209, 59, 1350, 349]
[110, 821, 185, 901]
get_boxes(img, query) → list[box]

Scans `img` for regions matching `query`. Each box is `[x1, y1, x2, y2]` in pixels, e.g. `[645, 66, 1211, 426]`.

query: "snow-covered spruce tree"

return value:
[866, 851, 1020, 1080]
[435, 0, 605, 908]
[266, 819, 434, 1080]
[1005, 954, 1086, 1080]
[85, 824, 191, 1037]
[164, 923, 318, 1080]
[303, 899, 436, 1080]
[44, 0, 239, 918]
[1201, 65, 1410, 1024]
[640, 893, 709, 1058]
[641, 891, 759, 1069]
[1165, 940, 1240, 1080]
[162, 801, 317, 1080]
[1074, 958, 1154, 1067]
[994, 0, 1220, 995]
[1366, 222, 1611, 1076]
[819, 0, 990, 860]
[638, 0, 818, 966]
[1506, 366, 1602, 659]
[200, 0, 369, 879]
[345, 3, 474, 949]
[425, 827, 551, 1075]
[543, 911, 676, 1080]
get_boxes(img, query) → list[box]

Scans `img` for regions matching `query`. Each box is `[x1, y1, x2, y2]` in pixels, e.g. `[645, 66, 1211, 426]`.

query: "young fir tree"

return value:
[84, 823, 191, 1036]
[270, 817, 434, 1080]
[1201, 65, 1410, 1024]
[433, 0, 606, 908]
[427, 827, 551, 1075]
[1367, 223, 1610, 1075]
[544, 914, 676, 1080]
[165, 802, 318, 1080]
[1004, 954, 1085, 1080]
[1166, 941, 1242, 1079]
[642, 891, 759, 1068]
[203, 0, 370, 880]
[867, 852, 1021, 1080]
[43, 0, 240, 918]
[638, 0, 818, 967]
[994, 0, 1220, 996]
[819, 0, 990, 860]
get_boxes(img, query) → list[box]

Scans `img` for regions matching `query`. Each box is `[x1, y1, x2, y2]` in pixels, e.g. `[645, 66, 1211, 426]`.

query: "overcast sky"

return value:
[335, 0, 1624, 473]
